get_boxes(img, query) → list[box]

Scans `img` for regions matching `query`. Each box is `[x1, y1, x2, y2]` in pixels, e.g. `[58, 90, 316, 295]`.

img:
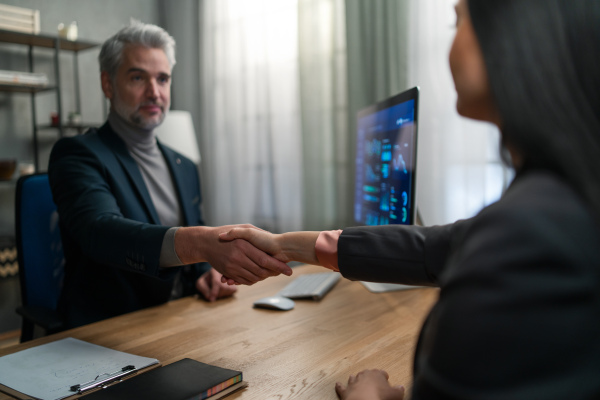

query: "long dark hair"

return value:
[468, 0, 600, 222]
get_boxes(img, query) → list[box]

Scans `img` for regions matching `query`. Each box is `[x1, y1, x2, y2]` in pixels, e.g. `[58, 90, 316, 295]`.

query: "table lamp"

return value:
[154, 110, 201, 164]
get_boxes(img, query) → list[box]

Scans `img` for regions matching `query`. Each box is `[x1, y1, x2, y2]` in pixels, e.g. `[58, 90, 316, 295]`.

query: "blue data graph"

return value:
[354, 89, 418, 226]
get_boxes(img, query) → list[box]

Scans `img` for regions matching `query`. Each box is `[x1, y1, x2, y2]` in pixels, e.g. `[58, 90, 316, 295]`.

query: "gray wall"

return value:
[159, 0, 204, 212]
[160, 0, 202, 127]
[0, 0, 163, 237]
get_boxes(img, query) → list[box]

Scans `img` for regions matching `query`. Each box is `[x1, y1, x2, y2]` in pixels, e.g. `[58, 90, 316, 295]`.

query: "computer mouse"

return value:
[253, 296, 295, 311]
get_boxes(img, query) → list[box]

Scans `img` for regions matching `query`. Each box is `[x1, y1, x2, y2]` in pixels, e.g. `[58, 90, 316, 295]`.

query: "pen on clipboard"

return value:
[69, 365, 137, 393]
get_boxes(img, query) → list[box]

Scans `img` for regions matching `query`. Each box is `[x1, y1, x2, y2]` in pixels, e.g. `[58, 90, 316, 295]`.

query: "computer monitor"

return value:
[353, 87, 419, 226]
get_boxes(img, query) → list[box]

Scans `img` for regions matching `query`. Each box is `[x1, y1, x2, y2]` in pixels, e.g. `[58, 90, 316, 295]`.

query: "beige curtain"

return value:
[198, 0, 416, 231]
[300, 0, 411, 229]
[199, 0, 303, 232]
[298, 0, 349, 230]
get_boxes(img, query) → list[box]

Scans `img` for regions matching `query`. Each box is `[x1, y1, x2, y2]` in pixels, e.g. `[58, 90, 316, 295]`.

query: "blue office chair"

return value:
[15, 173, 65, 342]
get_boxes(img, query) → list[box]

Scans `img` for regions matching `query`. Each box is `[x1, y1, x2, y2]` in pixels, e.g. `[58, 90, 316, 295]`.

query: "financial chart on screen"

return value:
[354, 87, 419, 226]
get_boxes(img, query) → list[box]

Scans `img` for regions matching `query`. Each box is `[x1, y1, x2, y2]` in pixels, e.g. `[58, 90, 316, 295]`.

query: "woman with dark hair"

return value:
[222, 0, 600, 398]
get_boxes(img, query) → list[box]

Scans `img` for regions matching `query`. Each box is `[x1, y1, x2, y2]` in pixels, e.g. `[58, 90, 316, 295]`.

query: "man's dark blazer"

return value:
[338, 169, 600, 398]
[49, 122, 209, 328]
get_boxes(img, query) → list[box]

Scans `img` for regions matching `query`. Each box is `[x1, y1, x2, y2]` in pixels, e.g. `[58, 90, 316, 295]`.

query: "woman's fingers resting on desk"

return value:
[335, 369, 405, 400]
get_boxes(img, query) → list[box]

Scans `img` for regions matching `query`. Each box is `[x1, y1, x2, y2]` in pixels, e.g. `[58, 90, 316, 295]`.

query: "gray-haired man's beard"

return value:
[129, 108, 166, 130]
[113, 100, 167, 131]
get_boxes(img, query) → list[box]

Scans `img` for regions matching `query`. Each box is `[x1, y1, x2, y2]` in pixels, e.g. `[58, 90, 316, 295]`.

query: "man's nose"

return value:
[145, 79, 159, 99]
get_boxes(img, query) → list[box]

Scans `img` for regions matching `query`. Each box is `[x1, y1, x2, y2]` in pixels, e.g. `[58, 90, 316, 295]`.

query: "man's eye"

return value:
[131, 75, 143, 82]
[158, 76, 170, 84]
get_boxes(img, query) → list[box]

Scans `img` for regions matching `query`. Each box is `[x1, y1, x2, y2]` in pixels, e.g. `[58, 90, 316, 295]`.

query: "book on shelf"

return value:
[0, 4, 40, 34]
[0, 69, 48, 87]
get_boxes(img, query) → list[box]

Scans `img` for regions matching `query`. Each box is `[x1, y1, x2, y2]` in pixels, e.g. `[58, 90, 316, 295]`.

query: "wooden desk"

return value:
[0, 265, 437, 399]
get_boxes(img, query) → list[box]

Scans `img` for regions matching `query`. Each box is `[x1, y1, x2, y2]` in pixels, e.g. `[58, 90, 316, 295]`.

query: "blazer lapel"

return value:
[99, 124, 162, 224]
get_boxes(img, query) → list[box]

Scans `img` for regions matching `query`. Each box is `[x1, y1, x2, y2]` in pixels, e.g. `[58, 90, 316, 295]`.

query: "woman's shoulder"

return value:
[462, 170, 600, 271]
[501, 170, 580, 206]
[484, 170, 594, 227]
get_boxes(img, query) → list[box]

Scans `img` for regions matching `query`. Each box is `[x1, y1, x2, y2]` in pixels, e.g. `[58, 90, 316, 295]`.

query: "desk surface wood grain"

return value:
[0, 265, 437, 400]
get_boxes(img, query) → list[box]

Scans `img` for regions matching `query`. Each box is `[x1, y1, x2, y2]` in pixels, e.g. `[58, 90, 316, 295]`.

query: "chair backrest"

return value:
[15, 173, 64, 310]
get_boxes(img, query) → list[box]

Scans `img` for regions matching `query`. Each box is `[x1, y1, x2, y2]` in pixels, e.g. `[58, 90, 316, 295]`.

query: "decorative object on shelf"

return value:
[0, 4, 40, 35]
[68, 111, 82, 125]
[50, 110, 60, 127]
[58, 21, 78, 41]
[19, 162, 35, 176]
[0, 158, 16, 181]
[0, 236, 18, 280]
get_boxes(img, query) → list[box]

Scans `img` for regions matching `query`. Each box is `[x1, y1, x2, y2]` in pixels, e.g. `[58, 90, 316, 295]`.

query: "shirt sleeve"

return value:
[315, 230, 343, 271]
[159, 227, 184, 267]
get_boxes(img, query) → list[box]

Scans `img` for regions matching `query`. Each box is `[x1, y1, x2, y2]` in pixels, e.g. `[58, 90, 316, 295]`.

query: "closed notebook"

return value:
[84, 358, 246, 400]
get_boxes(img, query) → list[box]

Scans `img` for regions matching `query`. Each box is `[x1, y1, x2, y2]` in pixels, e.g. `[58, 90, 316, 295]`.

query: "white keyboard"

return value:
[278, 272, 341, 300]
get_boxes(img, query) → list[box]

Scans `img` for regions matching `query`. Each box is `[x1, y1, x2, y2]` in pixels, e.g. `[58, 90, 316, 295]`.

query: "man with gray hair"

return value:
[48, 21, 291, 329]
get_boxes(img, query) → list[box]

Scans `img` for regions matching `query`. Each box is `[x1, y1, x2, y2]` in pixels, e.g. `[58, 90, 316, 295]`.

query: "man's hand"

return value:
[219, 228, 323, 285]
[174, 224, 293, 286]
[219, 228, 289, 262]
[196, 268, 237, 302]
[335, 370, 405, 400]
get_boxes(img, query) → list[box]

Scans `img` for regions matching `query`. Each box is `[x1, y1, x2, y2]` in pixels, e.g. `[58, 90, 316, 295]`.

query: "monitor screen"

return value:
[353, 87, 419, 226]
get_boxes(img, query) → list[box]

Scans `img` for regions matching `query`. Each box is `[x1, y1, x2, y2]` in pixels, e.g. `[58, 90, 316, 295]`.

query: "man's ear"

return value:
[101, 71, 114, 100]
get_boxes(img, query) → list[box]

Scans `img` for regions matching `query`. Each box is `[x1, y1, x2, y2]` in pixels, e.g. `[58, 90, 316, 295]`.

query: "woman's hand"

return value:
[219, 229, 323, 284]
[219, 228, 289, 262]
[175, 225, 292, 286]
[335, 369, 405, 400]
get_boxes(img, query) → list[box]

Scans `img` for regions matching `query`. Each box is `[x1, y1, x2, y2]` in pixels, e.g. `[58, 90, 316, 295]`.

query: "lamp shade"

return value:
[154, 110, 201, 164]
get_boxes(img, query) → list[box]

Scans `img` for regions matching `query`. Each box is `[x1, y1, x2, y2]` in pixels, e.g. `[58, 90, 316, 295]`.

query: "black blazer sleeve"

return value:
[338, 220, 471, 286]
[49, 130, 169, 277]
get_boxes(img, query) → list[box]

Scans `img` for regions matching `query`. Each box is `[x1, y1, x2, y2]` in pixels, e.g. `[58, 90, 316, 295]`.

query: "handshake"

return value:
[174, 224, 321, 286]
